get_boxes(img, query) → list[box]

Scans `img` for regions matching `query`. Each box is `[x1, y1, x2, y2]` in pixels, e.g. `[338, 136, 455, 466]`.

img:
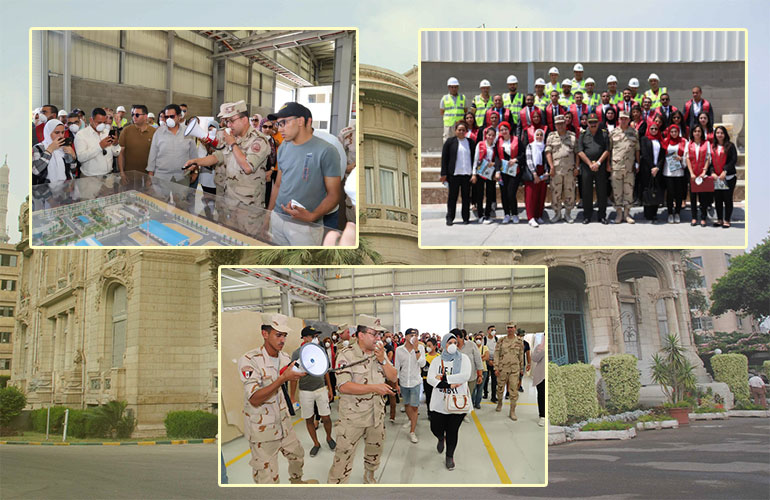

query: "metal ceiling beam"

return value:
[208, 31, 347, 59]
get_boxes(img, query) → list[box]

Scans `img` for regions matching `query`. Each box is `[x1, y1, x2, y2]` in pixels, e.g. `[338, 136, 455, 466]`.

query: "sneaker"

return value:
[483, 217, 493, 225]
[536, 217, 545, 224]
[552, 211, 563, 223]
[309, 445, 321, 457]
[674, 214, 680, 223]
[446, 457, 456, 470]
[502, 215, 511, 224]
[477, 216, 484, 224]
[528, 219, 539, 228]
[538, 417, 546, 427]
[401, 406, 406, 413]
[512, 215, 520, 224]
[409, 432, 418, 444]
[667, 215, 674, 224]
[437, 438, 445, 454]
[518, 386, 524, 393]
[389, 417, 396, 424]
[327, 439, 336, 450]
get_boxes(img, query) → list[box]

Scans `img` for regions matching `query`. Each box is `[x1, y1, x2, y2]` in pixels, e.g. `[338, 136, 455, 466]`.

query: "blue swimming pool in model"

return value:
[77, 215, 91, 224]
[139, 220, 189, 246]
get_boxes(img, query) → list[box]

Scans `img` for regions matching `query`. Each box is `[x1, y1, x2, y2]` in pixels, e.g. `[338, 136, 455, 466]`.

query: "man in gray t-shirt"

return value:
[266, 102, 343, 246]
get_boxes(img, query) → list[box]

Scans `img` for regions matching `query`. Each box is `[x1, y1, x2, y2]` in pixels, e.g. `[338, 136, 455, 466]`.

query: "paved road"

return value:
[420, 203, 746, 248]
[1, 418, 767, 499]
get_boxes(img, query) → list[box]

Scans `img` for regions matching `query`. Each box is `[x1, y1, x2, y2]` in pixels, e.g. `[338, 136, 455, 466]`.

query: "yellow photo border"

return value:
[27, 26, 360, 250]
[416, 28, 749, 251]
[216, 263, 549, 488]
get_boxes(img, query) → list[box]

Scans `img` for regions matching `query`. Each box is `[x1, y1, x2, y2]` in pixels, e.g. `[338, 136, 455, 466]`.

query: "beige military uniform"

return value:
[495, 336, 525, 416]
[545, 130, 578, 213]
[238, 346, 305, 484]
[327, 342, 387, 484]
[609, 126, 640, 210]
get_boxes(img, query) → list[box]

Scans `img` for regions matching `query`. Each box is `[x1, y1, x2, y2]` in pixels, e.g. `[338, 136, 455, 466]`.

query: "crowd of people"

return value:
[439, 65, 740, 228]
[232, 314, 545, 485]
[31, 100, 357, 246]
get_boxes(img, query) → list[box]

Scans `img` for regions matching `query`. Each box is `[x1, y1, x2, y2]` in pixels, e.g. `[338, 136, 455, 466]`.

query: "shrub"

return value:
[694, 406, 725, 413]
[561, 363, 601, 421]
[87, 401, 131, 438]
[66, 409, 90, 438]
[31, 406, 68, 433]
[711, 354, 750, 402]
[116, 414, 136, 439]
[547, 363, 567, 426]
[164, 410, 217, 439]
[763, 360, 770, 380]
[600, 354, 641, 413]
[581, 421, 634, 431]
[638, 413, 671, 423]
[0, 386, 27, 427]
[733, 401, 765, 411]
[650, 334, 696, 404]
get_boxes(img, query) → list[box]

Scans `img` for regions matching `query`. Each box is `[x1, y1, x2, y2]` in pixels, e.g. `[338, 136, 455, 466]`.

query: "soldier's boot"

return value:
[624, 206, 635, 224]
[290, 478, 319, 484]
[509, 405, 518, 421]
[614, 209, 623, 224]
[363, 470, 377, 484]
[496, 401, 503, 412]
[565, 209, 574, 224]
[552, 209, 562, 223]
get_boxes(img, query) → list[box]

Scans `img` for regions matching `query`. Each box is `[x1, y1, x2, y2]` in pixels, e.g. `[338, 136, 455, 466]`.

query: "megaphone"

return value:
[294, 343, 330, 377]
[184, 116, 220, 148]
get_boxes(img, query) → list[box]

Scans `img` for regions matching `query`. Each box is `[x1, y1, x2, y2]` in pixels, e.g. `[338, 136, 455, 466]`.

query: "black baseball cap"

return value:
[301, 326, 319, 338]
[405, 328, 419, 336]
[267, 102, 312, 121]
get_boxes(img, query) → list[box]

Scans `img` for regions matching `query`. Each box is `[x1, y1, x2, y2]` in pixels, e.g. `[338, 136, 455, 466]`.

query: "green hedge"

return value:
[763, 360, 770, 380]
[30, 402, 133, 438]
[547, 363, 567, 426]
[600, 354, 641, 413]
[164, 410, 217, 439]
[0, 386, 27, 427]
[711, 353, 750, 403]
[31, 406, 69, 433]
[561, 363, 601, 422]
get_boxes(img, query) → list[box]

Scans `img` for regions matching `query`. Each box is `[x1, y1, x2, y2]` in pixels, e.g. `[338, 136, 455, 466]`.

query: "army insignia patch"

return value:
[251, 142, 261, 152]
[242, 369, 253, 379]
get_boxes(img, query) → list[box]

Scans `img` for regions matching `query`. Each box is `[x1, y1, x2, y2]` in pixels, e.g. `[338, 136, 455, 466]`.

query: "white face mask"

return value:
[208, 129, 217, 140]
[38, 114, 48, 124]
[426, 346, 433, 353]
[311, 337, 319, 345]
[410, 337, 417, 345]
[165, 118, 176, 128]
[324, 342, 331, 348]
[225, 127, 232, 135]
[332, 335, 338, 341]
[446, 344, 457, 355]
[180, 111, 186, 118]
[490, 330, 496, 336]
[386, 338, 392, 344]
[476, 339, 482, 345]
[342, 340, 350, 348]
[95, 123, 107, 133]
[69, 124, 79, 134]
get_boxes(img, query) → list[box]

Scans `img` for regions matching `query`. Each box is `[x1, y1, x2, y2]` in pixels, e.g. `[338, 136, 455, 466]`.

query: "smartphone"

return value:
[62, 137, 73, 147]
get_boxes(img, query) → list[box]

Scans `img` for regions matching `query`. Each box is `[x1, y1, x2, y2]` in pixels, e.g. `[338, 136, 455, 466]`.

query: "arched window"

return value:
[110, 285, 127, 368]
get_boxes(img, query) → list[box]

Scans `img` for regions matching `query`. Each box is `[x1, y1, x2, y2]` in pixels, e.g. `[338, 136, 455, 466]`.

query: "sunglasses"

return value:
[132, 113, 145, 117]
[262, 124, 273, 129]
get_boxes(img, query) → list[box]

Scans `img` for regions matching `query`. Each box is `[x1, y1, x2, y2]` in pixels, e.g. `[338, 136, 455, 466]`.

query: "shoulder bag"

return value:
[441, 359, 470, 414]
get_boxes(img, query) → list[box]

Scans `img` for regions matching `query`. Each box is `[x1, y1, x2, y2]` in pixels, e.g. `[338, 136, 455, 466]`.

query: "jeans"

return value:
[472, 374, 485, 407]
[322, 210, 339, 230]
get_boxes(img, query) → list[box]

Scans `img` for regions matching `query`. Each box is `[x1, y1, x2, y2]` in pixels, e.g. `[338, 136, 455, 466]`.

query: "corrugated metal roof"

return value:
[421, 30, 745, 63]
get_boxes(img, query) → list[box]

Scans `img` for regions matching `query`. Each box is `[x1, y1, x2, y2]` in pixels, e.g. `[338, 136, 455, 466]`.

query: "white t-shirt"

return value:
[455, 138, 472, 176]
[749, 376, 765, 388]
[427, 353, 472, 415]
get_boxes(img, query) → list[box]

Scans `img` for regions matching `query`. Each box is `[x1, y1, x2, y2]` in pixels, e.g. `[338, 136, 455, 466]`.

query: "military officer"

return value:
[335, 322, 355, 351]
[185, 100, 270, 235]
[237, 314, 318, 484]
[609, 110, 640, 224]
[545, 115, 579, 223]
[328, 314, 398, 484]
[494, 323, 525, 420]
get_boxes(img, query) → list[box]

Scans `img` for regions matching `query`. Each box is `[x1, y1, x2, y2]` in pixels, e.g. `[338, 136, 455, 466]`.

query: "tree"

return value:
[682, 250, 708, 318]
[240, 237, 383, 266]
[710, 235, 770, 324]
[0, 386, 27, 429]
[649, 334, 697, 405]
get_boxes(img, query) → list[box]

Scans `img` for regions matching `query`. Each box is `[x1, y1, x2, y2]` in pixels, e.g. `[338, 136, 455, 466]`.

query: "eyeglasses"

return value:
[262, 124, 273, 129]
[132, 113, 145, 117]
[276, 117, 298, 128]
[225, 116, 245, 126]
[250, 118, 259, 122]
[165, 114, 177, 119]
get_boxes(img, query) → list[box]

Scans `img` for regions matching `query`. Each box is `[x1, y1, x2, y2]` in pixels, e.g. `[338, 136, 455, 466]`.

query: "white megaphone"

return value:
[294, 343, 330, 377]
[184, 116, 220, 148]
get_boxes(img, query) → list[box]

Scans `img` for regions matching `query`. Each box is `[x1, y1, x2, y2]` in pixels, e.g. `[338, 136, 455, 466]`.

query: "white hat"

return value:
[116, 105, 126, 112]
[548, 66, 560, 75]
[447, 77, 460, 86]
[506, 75, 518, 84]
[148, 112, 155, 118]
[606, 75, 618, 84]
[58, 110, 68, 116]
[573, 63, 584, 72]
[479, 79, 491, 88]
[534, 78, 546, 86]
[585, 77, 595, 84]
[561, 79, 572, 87]
[648, 73, 660, 81]
[628, 78, 640, 88]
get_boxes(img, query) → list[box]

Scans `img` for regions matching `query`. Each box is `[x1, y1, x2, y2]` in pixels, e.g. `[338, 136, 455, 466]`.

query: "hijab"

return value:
[645, 124, 663, 142]
[602, 109, 617, 129]
[440, 332, 462, 373]
[531, 129, 546, 166]
[662, 124, 685, 156]
[41, 119, 68, 182]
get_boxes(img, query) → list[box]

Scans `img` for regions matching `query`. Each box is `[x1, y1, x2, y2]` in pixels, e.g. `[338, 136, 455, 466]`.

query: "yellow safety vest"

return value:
[503, 92, 525, 124]
[644, 87, 668, 109]
[442, 94, 467, 127]
[583, 92, 601, 111]
[571, 78, 586, 93]
[609, 92, 623, 105]
[473, 95, 494, 127]
[558, 93, 574, 107]
[544, 81, 562, 97]
[534, 94, 549, 110]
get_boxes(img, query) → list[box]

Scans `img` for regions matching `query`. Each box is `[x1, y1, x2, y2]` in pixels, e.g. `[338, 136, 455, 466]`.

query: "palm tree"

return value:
[650, 334, 697, 404]
[237, 236, 383, 265]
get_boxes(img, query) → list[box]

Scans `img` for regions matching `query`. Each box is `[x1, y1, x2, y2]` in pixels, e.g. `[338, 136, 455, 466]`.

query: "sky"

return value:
[1, 0, 768, 248]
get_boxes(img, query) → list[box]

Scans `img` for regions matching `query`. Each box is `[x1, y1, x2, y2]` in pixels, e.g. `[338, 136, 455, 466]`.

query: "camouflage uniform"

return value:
[495, 335, 525, 419]
[327, 342, 386, 484]
[238, 346, 305, 484]
[545, 129, 578, 218]
[609, 126, 640, 213]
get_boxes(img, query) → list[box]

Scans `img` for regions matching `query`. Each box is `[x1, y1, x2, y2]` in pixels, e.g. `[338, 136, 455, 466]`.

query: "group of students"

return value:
[439, 67, 740, 228]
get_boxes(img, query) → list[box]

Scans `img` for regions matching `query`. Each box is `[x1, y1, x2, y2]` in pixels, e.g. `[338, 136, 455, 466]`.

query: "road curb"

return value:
[0, 438, 216, 446]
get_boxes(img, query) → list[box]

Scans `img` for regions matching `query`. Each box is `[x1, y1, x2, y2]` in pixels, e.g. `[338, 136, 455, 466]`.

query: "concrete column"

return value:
[581, 252, 617, 359]
[63, 31, 72, 113]
[119, 30, 126, 84]
[247, 62, 254, 113]
[41, 30, 49, 106]
[166, 31, 174, 104]
[329, 32, 354, 136]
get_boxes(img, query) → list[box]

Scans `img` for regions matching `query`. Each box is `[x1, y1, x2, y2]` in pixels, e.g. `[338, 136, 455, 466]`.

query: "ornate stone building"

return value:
[12, 201, 218, 436]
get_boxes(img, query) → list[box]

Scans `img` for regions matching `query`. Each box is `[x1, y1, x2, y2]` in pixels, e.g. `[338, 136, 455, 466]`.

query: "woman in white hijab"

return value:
[32, 119, 77, 185]
[523, 128, 549, 227]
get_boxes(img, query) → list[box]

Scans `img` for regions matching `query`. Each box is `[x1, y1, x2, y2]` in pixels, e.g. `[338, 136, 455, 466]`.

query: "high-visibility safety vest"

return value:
[442, 94, 467, 127]
[583, 92, 601, 111]
[558, 93, 574, 107]
[571, 78, 586, 93]
[534, 94, 549, 110]
[644, 87, 668, 109]
[544, 81, 562, 97]
[473, 95, 494, 127]
[503, 92, 525, 124]
[608, 92, 622, 105]
[630, 94, 643, 106]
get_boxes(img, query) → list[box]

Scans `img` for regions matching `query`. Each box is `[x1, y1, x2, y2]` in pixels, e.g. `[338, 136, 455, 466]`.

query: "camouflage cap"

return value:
[506, 322, 517, 328]
[269, 313, 294, 335]
[554, 115, 567, 124]
[357, 314, 386, 332]
[618, 110, 630, 119]
[336, 323, 349, 334]
[217, 100, 247, 119]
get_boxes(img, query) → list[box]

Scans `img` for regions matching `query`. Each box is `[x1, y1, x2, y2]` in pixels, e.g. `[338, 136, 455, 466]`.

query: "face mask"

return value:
[311, 337, 319, 345]
[342, 340, 350, 348]
[39, 114, 48, 124]
[332, 335, 338, 341]
[324, 342, 331, 348]
[225, 127, 232, 135]
[95, 123, 106, 133]
[386, 338, 392, 344]
[180, 111, 186, 118]
[165, 118, 176, 128]
[69, 124, 79, 134]
[476, 339, 482, 345]
[410, 337, 417, 345]
[208, 130, 217, 140]
[426, 346, 433, 352]
[446, 344, 457, 355]
[490, 330, 496, 336]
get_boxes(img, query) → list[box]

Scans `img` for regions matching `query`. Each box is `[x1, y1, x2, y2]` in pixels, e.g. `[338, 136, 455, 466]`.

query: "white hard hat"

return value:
[606, 75, 618, 84]
[561, 79, 572, 87]
[548, 66, 560, 75]
[148, 112, 155, 118]
[479, 79, 491, 88]
[116, 105, 126, 112]
[534, 78, 546, 86]
[585, 77, 595, 84]
[573, 63, 584, 72]
[447, 77, 460, 86]
[506, 75, 518, 84]
[58, 109, 68, 116]
[648, 73, 660, 81]
[628, 78, 640, 88]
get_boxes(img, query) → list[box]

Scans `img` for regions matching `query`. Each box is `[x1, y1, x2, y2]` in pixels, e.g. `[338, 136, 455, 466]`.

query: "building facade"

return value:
[12, 201, 218, 435]
[0, 244, 19, 379]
